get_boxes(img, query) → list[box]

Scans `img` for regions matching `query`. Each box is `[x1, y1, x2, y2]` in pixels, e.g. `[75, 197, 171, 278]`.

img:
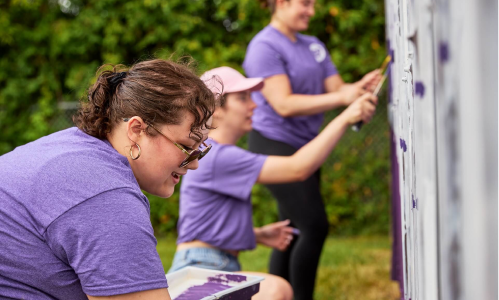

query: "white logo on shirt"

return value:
[309, 43, 326, 63]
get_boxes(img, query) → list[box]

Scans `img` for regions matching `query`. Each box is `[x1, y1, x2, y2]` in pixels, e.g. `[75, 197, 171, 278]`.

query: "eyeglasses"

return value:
[124, 118, 211, 168]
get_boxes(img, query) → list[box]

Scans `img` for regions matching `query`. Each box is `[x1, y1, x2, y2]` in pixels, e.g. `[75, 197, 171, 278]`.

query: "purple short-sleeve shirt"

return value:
[243, 26, 338, 149]
[0, 128, 168, 299]
[177, 140, 267, 251]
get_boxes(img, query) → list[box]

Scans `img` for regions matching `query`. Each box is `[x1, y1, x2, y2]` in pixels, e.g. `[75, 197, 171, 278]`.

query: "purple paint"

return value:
[439, 42, 449, 62]
[389, 48, 395, 62]
[226, 274, 247, 283]
[207, 275, 228, 284]
[174, 282, 232, 300]
[390, 130, 404, 296]
[412, 195, 418, 210]
[399, 138, 407, 152]
[207, 273, 247, 285]
[415, 81, 425, 98]
[292, 228, 300, 235]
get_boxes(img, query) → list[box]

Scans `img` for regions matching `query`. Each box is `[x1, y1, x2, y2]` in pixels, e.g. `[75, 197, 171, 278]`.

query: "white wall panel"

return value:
[385, 0, 497, 299]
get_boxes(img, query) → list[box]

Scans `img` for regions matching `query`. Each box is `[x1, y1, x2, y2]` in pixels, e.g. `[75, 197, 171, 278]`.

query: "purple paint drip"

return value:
[399, 138, 407, 152]
[412, 195, 418, 210]
[439, 42, 449, 62]
[389, 48, 395, 62]
[174, 282, 232, 300]
[415, 81, 425, 98]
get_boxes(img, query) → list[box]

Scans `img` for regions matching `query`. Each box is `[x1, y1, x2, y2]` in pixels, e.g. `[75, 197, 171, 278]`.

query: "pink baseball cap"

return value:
[201, 66, 264, 95]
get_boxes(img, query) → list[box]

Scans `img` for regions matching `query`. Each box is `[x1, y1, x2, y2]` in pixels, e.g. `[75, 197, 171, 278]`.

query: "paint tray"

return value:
[166, 267, 264, 300]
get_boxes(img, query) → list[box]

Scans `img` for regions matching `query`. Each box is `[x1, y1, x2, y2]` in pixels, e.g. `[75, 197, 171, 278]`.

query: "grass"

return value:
[157, 235, 401, 300]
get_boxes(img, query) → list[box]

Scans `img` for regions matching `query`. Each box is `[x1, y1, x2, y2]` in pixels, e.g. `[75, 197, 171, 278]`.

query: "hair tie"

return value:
[108, 72, 127, 93]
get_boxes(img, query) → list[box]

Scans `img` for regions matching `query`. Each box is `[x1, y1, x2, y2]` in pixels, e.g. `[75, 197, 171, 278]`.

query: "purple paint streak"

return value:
[292, 228, 301, 235]
[415, 81, 425, 98]
[207, 274, 247, 285]
[207, 275, 227, 284]
[399, 138, 407, 152]
[389, 48, 395, 62]
[439, 42, 449, 63]
[390, 130, 404, 296]
[226, 274, 247, 283]
[174, 282, 232, 300]
[412, 195, 418, 210]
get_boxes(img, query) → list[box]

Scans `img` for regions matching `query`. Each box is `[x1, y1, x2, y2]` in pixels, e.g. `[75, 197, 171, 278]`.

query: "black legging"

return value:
[249, 130, 329, 300]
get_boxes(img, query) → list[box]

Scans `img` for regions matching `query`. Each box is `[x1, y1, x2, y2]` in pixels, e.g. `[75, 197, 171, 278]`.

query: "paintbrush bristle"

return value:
[380, 55, 392, 73]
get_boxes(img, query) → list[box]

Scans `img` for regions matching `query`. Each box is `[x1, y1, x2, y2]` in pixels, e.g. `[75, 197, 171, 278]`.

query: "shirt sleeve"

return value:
[243, 41, 288, 79]
[211, 145, 268, 201]
[44, 188, 168, 297]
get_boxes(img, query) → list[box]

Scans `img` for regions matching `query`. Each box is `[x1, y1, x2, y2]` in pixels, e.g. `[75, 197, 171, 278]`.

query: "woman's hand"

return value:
[339, 69, 382, 106]
[340, 93, 378, 125]
[254, 220, 295, 251]
[339, 83, 366, 106]
[357, 69, 383, 93]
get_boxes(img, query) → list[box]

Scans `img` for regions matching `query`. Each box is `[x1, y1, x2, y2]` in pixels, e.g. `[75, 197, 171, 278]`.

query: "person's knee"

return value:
[265, 275, 293, 300]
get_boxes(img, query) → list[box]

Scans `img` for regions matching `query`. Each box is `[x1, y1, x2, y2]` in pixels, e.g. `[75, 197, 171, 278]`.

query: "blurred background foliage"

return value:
[0, 0, 389, 236]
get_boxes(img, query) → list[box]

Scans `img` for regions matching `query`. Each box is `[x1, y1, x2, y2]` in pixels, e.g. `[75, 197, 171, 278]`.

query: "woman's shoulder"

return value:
[215, 143, 255, 160]
[184, 142, 250, 175]
[4, 127, 138, 200]
[0, 128, 141, 235]
[35, 128, 132, 180]
[247, 26, 283, 49]
[184, 143, 259, 180]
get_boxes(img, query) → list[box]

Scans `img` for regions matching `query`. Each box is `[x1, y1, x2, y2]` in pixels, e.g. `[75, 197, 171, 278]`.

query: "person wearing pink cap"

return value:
[169, 67, 376, 299]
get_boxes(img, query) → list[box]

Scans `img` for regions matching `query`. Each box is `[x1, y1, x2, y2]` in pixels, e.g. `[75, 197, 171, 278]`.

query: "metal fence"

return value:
[322, 90, 390, 167]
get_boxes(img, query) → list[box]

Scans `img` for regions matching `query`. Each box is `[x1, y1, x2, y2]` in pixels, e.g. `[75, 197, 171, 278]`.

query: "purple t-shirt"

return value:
[0, 128, 168, 299]
[177, 140, 267, 251]
[243, 25, 339, 149]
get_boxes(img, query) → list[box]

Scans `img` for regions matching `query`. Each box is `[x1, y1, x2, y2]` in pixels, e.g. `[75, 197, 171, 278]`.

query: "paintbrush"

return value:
[352, 55, 391, 132]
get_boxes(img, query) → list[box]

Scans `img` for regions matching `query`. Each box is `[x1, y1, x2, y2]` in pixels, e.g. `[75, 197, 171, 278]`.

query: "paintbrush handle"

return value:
[351, 75, 387, 132]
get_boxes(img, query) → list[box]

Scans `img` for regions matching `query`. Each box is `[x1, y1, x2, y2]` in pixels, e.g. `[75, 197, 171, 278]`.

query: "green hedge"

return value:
[0, 0, 389, 236]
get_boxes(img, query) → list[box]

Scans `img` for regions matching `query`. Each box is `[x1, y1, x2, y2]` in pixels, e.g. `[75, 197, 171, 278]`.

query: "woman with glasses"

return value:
[243, 0, 382, 298]
[169, 67, 377, 300]
[0, 59, 217, 300]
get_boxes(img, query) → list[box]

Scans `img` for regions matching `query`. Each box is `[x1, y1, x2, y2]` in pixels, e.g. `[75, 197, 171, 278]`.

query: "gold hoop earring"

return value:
[130, 143, 141, 160]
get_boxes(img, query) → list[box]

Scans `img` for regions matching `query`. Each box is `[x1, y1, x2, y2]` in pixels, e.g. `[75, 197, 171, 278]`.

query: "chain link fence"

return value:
[323, 92, 390, 167]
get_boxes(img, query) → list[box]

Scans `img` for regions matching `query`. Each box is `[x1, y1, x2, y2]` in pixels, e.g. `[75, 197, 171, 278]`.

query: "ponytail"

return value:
[74, 65, 128, 139]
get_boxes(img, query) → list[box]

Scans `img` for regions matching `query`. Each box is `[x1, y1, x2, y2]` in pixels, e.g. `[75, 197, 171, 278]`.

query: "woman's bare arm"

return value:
[324, 74, 345, 93]
[261, 74, 349, 117]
